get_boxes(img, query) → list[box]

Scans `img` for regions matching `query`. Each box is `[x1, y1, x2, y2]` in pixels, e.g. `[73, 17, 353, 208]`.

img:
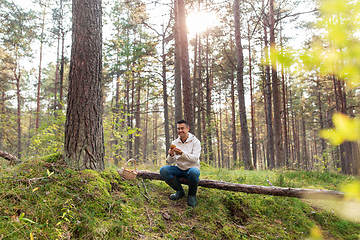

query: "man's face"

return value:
[177, 123, 190, 139]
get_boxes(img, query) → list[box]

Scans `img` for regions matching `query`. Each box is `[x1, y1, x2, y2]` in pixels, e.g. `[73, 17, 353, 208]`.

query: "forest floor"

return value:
[0, 153, 359, 239]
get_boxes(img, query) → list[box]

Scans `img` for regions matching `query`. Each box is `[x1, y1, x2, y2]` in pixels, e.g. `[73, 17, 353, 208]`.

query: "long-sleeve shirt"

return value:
[167, 132, 201, 170]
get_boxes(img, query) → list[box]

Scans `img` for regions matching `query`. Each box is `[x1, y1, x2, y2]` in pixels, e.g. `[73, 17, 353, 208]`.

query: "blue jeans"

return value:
[160, 166, 200, 183]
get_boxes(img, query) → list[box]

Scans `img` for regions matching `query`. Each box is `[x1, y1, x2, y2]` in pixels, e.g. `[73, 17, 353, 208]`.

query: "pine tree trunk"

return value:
[177, 0, 194, 131]
[248, 35, 257, 169]
[36, 7, 46, 131]
[174, 0, 182, 122]
[263, 12, 275, 169]
[134, 80, 141, 160]
[234, 0, 252, 170]
[15, 65, 21, 160]
[64, 0, 104, 171]
[205, 31, 214, 164]
[196, 33, 202, 145]
[230, 36, 238, 165]
[162, 34, 170, 155]
[269, 0, 284, 168]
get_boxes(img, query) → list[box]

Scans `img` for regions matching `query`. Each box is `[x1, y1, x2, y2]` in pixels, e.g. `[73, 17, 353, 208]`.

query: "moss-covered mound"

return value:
[0, 157, 359, 239]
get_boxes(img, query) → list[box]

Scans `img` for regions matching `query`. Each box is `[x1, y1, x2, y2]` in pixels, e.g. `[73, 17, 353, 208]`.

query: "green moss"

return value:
[40, 152, 63, 163]
[1, 158, 359, 239]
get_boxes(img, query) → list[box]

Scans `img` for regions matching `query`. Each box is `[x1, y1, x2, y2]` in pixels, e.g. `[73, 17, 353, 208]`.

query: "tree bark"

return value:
[173, 0, 182, 123]
[0, 150, 21, 164]
[205, 31, 214, 164]
[269, 0, 284, 168]
[64, 0, 104, 171]
[129, 171, 345, 200]
[36, 6, 46, 131]
[177, 0, 194, 131]
[230, 37, 238, 165]
[162, 31, 170, 155]
[234, 0, 252, 170]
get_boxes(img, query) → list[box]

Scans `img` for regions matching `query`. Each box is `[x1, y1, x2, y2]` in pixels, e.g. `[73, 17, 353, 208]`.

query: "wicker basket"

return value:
[119, 159, 137, 180]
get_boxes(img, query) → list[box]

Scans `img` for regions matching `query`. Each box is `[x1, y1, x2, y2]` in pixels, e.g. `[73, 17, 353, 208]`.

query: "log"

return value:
[0, 150, 21, 164]
[129, 170, 345, 201]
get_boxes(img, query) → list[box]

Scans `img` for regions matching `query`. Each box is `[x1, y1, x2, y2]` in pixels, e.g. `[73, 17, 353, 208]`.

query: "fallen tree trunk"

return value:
[130, 170, 345, 201]
[0, 150, 21, 164]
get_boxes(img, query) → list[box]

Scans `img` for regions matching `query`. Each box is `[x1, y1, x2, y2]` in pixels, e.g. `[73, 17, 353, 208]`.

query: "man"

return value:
[160, 119, 201, 207]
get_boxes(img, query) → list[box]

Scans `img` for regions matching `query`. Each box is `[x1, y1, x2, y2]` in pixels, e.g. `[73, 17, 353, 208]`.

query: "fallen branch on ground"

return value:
[129, 170, 345, 201]
[0, 150, 21, 164]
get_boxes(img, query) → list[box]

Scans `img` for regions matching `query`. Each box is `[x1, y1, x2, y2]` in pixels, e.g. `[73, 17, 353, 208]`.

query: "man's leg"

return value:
[160, 166, 185, 200]
[187, 168, 200, 207]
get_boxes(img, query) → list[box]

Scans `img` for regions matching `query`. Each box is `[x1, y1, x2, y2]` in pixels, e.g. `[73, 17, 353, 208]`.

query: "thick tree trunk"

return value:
[130, 171, 345, 200]
[64, 0, 104, 171]
[234, 0, 252, 170]
[177, 0, 194, 131]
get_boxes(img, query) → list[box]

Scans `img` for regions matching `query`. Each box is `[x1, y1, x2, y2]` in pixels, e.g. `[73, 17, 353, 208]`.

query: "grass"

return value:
[0, 155, 359, 239]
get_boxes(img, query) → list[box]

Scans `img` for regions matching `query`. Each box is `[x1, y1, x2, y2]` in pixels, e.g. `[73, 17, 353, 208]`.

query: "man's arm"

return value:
[178, 140, 201, 163]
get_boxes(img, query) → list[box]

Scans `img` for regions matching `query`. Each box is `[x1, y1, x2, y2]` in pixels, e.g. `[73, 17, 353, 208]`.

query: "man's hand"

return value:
[168, 147, 182, 156]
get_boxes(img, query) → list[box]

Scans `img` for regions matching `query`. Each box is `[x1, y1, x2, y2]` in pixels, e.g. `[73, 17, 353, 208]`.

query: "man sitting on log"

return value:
[160, 119, 201, 207]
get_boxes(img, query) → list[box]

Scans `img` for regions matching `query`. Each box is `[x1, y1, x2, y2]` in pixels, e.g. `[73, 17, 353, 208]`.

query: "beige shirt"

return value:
[167, 133, 201, 170]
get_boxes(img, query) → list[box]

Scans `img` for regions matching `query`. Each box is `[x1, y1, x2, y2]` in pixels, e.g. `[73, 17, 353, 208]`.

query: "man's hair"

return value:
[176, 119, 189, 127]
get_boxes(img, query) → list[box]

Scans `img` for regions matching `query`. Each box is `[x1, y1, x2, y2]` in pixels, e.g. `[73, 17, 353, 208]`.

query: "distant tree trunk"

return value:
[15, 64, 21, 159]
[192, 32, 198, 134]
[59, 29, 65, 110]
[0, 83, 4, 149]
[144, 85, 149, 162]
[114, 71, 120, 166]
[205, 31, 214, 165]
[36, 6, 46, 131]
[263, 8, 275, 169]
[280, 57, 288, 166]
[230, 36, 238, 165]
[234, 0, 252, 170]
[177, 0, 194, 131]
[134, 79, 141, 160]
[301, 115, 308, 170]
[54, 31, 60, 113]
[162, 32, 170, 154]
[220, 107, 224, 168]
[58, 0, 65, 110]
[129, 73, 135, 158]
[317, 77, 327, 170]
[153, 104, 158, 164]
[196, 34, 202, 142]
[174, 0, 182, 122]
[269, 0, 284, 168]
[248, 33, 257, 169]
[64, 0, 104, 171]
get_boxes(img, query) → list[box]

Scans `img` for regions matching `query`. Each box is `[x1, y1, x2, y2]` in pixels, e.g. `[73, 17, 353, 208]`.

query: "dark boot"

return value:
[165, 176, 185, 200]
[188, 181, 199, 207]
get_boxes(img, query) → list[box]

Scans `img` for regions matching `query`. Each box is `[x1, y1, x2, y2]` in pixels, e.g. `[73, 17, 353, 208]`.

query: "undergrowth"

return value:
[0, 155, 359, 239]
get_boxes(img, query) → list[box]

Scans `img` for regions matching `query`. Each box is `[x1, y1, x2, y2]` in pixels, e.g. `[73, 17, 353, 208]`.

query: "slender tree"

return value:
[177, 0, 194, 131]
[234, 0, 252, 169]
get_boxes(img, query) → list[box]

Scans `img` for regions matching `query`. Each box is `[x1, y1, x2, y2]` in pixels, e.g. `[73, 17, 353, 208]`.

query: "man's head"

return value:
[176, 119, 190, 141]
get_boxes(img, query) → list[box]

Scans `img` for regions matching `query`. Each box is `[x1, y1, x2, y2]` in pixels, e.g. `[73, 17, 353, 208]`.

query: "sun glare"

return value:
[186, 11, 217, 36]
